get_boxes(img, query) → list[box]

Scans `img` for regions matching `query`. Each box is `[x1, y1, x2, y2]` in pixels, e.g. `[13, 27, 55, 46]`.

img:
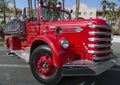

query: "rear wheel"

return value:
[30, 45, 62, 85]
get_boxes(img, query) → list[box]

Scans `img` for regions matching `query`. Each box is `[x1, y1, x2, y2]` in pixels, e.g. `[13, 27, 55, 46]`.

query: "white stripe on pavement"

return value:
[0, 49, 6, 51]
[0, 64, 29, 68]
[0, 55, 8, 56]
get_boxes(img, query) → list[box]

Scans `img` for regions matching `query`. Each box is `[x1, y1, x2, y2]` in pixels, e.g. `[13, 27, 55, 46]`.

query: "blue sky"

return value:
[15, 0, 120, 10]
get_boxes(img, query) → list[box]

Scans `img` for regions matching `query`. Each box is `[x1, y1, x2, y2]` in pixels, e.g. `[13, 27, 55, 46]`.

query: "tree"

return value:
[109, 2, 117, 12]
[62, 0, 64, 10]
[34, 0, 37, 9]
[108, 2, 117, 20]
[101, 0, 109, 17]
[47, 0, 57, 7]
[75, 0, 80, 19]
[117, 6, 120, 17]
[0, 0, 13, 23]
[37, 0, 39, 5]
[28, 0, 32, 17]
[13, 0, 17, 18]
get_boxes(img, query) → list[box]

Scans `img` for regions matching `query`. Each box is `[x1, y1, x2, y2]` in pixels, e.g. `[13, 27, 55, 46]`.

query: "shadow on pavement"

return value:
[58, 66, 120, 85]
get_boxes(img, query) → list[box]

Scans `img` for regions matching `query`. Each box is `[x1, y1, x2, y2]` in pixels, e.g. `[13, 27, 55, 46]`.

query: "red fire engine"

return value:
[3, 1, 116, 85]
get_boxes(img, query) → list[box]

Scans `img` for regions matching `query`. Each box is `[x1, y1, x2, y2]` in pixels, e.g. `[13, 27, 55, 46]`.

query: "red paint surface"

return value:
[4, 5, 111, 68]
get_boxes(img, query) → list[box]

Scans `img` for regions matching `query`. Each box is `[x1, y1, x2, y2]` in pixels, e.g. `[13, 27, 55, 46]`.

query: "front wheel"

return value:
[30, 45, 62, 85]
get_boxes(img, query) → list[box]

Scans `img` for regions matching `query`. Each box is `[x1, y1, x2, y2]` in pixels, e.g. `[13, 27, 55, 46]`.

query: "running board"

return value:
[12, 48, 30, 63]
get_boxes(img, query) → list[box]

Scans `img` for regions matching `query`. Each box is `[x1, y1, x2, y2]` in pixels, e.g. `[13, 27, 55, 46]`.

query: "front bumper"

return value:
[62, 54, 117, 76]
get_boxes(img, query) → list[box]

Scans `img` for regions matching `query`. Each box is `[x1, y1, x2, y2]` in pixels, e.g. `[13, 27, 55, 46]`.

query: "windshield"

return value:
[40, 6, 70, 21]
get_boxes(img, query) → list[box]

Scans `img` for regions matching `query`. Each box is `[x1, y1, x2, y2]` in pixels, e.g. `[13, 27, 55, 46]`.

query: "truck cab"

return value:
[4, 2, 117, 85]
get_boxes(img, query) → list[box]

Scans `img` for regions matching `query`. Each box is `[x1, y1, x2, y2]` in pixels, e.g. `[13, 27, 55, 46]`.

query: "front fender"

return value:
[32, 35, 65, 68]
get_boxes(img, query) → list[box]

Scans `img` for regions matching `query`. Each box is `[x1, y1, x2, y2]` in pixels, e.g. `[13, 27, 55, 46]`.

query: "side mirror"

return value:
[22, 7, 27, 21]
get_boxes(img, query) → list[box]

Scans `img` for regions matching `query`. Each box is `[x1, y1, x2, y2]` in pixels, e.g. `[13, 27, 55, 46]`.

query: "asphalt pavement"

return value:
[0, 42, 120, 85]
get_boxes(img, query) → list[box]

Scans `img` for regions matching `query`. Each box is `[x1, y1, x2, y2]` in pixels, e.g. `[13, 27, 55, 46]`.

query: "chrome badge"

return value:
[76, 27, 83, 33]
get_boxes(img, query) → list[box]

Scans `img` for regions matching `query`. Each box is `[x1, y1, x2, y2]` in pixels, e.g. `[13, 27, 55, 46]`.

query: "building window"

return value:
[84, 12, 87, 15]
[90, 12, 93, 16]
[78, 12, 81, 15]
[72, 12, 74, 15]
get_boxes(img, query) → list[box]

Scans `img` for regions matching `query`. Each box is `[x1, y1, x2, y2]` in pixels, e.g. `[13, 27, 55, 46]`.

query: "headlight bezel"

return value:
[60, 38, 69, 49]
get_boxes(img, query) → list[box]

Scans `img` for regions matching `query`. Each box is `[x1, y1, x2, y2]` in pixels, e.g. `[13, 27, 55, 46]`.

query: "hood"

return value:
[44, 18, 106, 28]
[41, 18, 107, 52]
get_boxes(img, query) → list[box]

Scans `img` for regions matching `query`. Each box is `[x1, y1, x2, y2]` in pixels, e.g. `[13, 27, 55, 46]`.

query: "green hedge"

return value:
[113, 29, 120, 35]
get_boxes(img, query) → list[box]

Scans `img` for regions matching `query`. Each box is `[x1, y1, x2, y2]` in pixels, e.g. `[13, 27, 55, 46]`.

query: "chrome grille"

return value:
[88, 24, 112, 61]
[89, 32, 112, 35]
[88, 38, 112, 42]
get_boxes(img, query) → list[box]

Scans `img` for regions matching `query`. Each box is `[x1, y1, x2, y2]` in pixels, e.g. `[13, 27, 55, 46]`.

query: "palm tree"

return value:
[109, 2, 117, 12]
[107, 2, 117, 26]
[13, 0, 17, 18]
[47, 0, 57, 7]
[0, 0, 12, 23]
[34, 0, 37, 9]
[101, 0, 109, 17]
[75, 0, 80, 19]
[117, 6, 120, 17]
[117, 6, 120, 28]
[28, 0, 31, 17]
[3, 0, 6, 23]
[62, 0, 64, 10]
[37, 0, 39, 5]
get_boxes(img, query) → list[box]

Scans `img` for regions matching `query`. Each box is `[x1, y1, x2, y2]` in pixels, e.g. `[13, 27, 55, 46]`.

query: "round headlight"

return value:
[60, 39, 69, 49]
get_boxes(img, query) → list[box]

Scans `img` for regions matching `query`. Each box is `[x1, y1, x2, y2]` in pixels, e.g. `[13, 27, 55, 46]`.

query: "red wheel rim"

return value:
[35, 54, 55, 79]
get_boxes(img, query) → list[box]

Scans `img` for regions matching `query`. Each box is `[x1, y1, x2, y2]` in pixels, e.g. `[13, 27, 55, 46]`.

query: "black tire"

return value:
[30, 45, 62, 85]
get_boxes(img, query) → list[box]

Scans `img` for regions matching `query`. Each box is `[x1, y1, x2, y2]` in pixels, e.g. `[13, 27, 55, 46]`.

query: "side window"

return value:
[32, 11, 38, 21]
[34, 11, 38, 19]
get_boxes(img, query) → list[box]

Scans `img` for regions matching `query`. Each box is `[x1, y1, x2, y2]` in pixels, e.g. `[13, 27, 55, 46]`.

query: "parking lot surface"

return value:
[0, 42, 120, 85]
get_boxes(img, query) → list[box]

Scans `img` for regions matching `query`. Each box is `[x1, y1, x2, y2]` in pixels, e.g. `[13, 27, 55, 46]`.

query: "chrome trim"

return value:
[88, 49, 112, 54]
[93, 55, 111, 61]
[62, 55, 116, 76]
[89, 25, 112, 29]
[13, 47, 30, 63]
[63, 60, 94, 67]
[89, 32, 112, 35]
[88, 38, 112, 42]
[88, 44, 112, 48]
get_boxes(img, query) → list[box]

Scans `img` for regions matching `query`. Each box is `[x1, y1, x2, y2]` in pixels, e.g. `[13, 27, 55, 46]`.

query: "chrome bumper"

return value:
[62, 55, 117, 76]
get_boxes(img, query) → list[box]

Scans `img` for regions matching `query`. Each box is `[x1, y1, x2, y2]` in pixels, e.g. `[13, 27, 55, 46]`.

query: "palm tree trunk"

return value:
[3, 0, 6, 23]
[30, 0, 33, 10]
[62, 0, 64, 10]
[30, 0, 33, 17]
[13, 0, 17, 18]
[75, 0, 80, 19]
[28, 0, 31, 17]
[62, 0, 65, 19]
[37, 0, 39, 5]
[34, 0, 36, 9]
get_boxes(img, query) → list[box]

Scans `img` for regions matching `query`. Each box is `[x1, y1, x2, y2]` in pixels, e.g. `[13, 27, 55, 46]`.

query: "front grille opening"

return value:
[98, 41, 110, 44]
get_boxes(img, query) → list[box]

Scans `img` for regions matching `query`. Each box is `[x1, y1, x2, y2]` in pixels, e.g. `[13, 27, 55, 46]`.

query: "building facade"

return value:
[68, 3, 97, 19]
